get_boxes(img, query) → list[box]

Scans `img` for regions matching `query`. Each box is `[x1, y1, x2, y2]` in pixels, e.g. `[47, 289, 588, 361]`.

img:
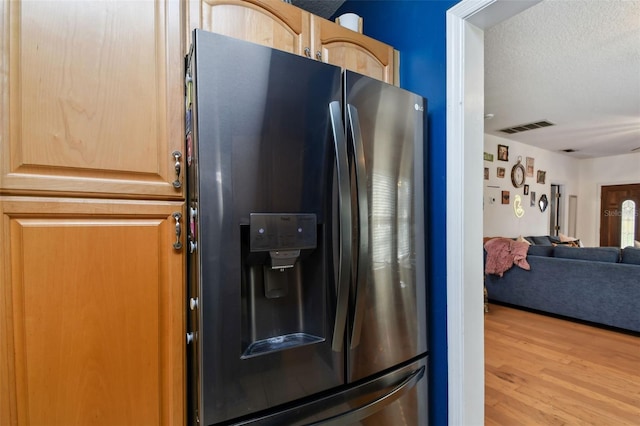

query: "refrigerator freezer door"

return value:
[189, 30, 344, 425]
[234, 356, 428, 426]
[344, 71, 428, 382]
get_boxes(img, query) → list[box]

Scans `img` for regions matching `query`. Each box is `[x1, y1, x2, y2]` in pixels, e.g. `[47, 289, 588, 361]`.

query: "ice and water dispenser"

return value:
[240, 213, 326, 359]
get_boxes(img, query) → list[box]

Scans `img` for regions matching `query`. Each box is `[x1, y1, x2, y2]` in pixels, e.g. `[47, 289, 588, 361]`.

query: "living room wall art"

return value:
[484, 152, 494, 161]
[502, 190, 510, 204]
[497, 144, 509, 161]
[497, 167, 505, 178]
[524, 184, 529, 195]
[539, 194, 549, 212]
[513, 194, 525, 218]
[537, 170, 546, 184]
[526, 157, 534, 177]
[530, 191, 536, 207]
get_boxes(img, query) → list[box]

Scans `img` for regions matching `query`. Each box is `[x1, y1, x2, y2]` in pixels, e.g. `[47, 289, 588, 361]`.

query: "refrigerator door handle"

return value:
[329, 101, 352, 352]
[346, 104, 369, 350]
[310, 366, 426, 425]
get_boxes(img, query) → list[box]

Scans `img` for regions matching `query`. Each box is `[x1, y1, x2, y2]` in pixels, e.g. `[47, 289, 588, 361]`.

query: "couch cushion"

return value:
[553, 246, 620, 263]
[621, 247, 640, 265]
[527, 245, 554, 257]
[528, 235, 553, 246]
[549, 235, 562, 244]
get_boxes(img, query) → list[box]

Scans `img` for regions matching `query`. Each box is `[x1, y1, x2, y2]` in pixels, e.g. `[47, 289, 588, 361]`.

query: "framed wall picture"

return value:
[530, 191, 536, 207]
[484, 167, 489, 180]
[501, 190, 510, 204]
[497, 144, 509, 161]
[484, 152, 494, 162]
[537, 170, 546, 184]
[524, 184, 529, 195]
[497, 167, 505, 178]
[526, 157, 534, 177]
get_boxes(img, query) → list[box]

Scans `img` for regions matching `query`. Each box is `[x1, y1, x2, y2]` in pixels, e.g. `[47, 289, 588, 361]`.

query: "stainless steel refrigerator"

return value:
[185, 29, 427, 426]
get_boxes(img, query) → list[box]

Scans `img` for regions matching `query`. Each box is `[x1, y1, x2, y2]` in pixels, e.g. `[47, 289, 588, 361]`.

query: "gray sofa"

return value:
[485, 245, 640, 333]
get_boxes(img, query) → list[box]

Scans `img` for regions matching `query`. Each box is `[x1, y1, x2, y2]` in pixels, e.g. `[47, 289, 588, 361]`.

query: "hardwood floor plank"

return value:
[514, 373, 639, 425]
[485, 304, 640, 425]
[537, 369, 640, 419]
[487, 396, 573, 425]
[542, 362, 640, 403]
[487, 334, 573, 368]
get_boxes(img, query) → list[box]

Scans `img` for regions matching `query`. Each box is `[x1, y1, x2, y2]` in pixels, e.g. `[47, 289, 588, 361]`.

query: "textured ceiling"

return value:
[484, 0, 640, 158]
[292, 0, 639, 159]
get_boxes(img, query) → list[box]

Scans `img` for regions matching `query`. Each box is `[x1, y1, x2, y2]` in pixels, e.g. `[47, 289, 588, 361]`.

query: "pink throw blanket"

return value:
[484, 238, 530, 277]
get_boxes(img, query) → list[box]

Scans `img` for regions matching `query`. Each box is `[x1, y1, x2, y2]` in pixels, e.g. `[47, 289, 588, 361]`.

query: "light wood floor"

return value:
[485, 304, 640, 425]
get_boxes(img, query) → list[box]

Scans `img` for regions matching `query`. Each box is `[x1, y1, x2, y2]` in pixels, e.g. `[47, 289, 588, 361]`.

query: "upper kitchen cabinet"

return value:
[186, 0, 310, 56]
[0, 0, 184, 199]
[186, 0, 395, 84]
[312, 16, 394, 84]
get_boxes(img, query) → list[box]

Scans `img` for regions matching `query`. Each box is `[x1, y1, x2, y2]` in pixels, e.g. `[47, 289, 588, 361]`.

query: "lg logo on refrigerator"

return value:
[414, 103, 424, 112]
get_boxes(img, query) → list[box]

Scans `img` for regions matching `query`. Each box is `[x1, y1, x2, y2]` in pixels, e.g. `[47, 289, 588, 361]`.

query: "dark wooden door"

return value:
[600, 184, 640, 247]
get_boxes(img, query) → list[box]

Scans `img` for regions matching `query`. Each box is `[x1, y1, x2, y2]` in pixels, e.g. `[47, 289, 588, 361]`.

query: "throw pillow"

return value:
[635, 240, 640, 249]
[483, 236, 503, 244]
[555, 240, 580, 247]
[530, 236, 553, 246]
[558, 232, 578, 243]
[516, 235, 531, 245]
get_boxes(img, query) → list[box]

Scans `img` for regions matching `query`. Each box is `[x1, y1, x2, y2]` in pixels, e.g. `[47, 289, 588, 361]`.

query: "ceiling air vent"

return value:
[561, 149, 577, 153]
[498, 120, 554, 134]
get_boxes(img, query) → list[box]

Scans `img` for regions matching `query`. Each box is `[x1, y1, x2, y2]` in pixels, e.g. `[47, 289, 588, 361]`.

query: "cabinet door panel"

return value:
[0, 197, 185, 425]
[1, 0, 183, 199]
[313, 16, 394, 84]
[189, 0, 310, 55]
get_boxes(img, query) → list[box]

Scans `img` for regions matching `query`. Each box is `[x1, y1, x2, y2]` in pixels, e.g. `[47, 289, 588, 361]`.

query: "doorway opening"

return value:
[568, 195, 578, 239]
[549, 184, 563, 236]
[446, 0, 543, 423]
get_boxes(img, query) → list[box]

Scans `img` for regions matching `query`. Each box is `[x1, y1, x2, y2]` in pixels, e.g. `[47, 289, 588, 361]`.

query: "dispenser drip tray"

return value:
[241, 333, 324, 359]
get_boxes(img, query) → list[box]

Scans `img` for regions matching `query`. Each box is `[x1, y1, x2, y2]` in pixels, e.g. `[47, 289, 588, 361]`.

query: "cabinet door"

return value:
[0, 0, 184, 199]
[312, 16, 395, 84]
[0, 197, 185, 425]
[187, 0, 311, 57]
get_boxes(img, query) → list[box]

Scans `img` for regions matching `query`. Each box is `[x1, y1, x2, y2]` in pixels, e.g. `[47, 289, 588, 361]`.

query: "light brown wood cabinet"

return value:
[186, 0, 311, 57]
[0, 197, 185, 425]
[186, 0, 395, 83]
[312, 15, 395, 84]
[0, 0, 184, 199]
[0, 1, 186, 424]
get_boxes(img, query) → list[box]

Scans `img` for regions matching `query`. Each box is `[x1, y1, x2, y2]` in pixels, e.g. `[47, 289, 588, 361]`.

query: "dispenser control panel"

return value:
[249, 213, 317, 252]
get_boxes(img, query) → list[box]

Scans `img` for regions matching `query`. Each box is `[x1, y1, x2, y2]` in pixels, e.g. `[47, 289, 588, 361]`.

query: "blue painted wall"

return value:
[333, 1, 459, 424]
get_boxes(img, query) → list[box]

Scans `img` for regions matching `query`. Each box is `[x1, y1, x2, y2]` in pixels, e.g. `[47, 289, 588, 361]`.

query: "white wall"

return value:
[577, 151, 640, 246]
[484, 135, 640, 246]
[483, 134, 580, 238]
